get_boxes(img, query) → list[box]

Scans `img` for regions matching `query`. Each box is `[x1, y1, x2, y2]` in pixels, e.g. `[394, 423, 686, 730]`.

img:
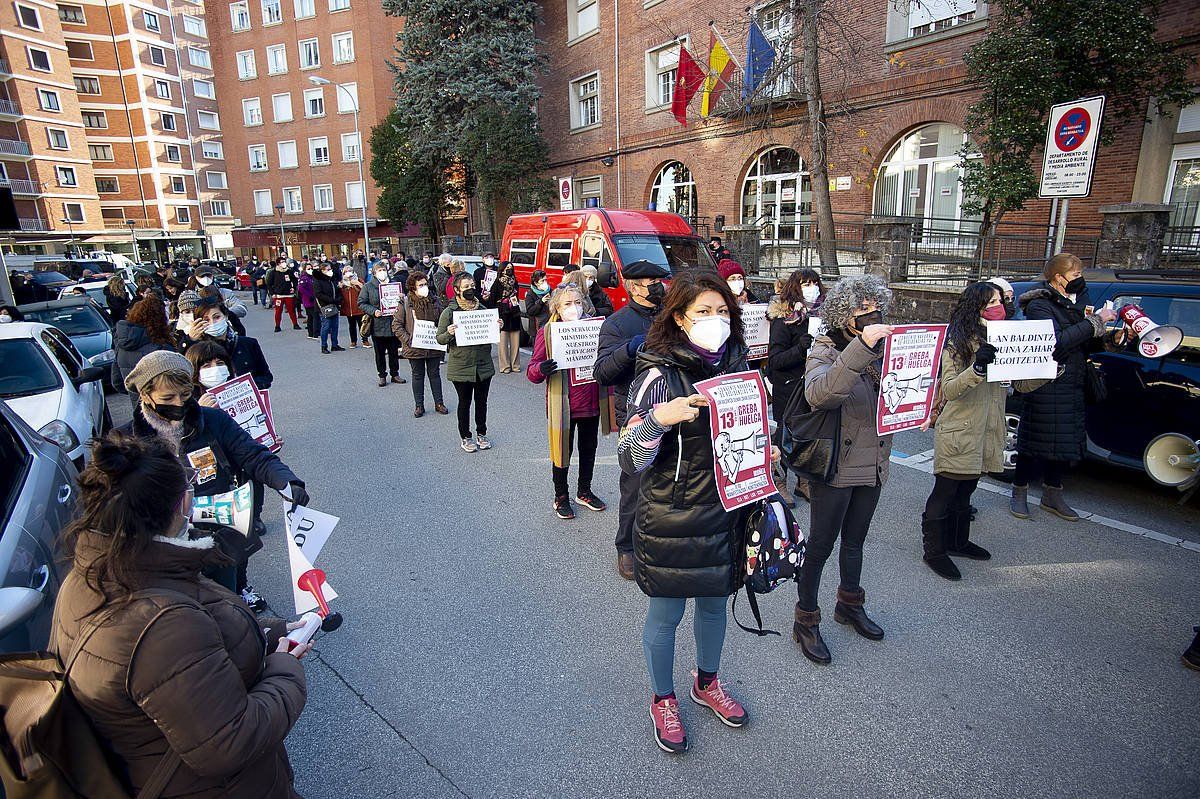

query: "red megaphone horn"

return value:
[297, 568, 343, 632]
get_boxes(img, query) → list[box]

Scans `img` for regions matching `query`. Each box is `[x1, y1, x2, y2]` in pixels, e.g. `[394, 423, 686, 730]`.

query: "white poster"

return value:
[282, 501, 339, 565]
[548, 318, 604, 369]
[286, 531, 338, 616]
[694, 371, 777, 512]
[808, 317, 828, 338]
[379, 282, 403, 315]
[1039, 96, 1105, 198]
[411, 319, 447, 351]
[986, 319, 1057, 382]
[452, 308, 501, 346]
[480, 268, 498, 297]
[741, 303, 769, 360]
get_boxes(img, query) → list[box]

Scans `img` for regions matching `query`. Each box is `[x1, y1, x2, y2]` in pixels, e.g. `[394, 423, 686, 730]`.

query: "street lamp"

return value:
[275, 203, 286, 260]
[310, 75, 370, 254]
[125, 219, 138, 264]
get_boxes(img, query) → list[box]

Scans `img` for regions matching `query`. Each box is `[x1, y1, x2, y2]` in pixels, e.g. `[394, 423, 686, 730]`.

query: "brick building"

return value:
[0, 0, 232, 260]
[205, 0, 417, 260]
[534, 1, 1200, 261]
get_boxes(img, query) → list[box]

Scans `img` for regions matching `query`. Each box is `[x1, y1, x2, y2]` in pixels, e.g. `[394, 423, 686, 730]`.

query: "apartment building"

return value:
[537, 1, 1200, 243]
[206, 0, 413, 260]
[0, 0, 231, 259]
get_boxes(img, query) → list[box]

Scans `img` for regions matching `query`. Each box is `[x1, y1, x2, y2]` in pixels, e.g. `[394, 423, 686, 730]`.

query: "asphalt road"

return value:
[111, 298, 1200, 799]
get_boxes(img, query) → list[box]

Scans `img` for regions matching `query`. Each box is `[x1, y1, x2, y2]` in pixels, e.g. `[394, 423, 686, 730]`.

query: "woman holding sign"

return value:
[394, 272, 448, 417]
[437, 273, 498, 452]
[617, 272, 752, 754]
[792, 275, 894, 666]
[527, 284, 609, 520]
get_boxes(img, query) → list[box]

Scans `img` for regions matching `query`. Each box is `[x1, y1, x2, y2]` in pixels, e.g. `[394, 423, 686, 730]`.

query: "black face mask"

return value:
[850, 310, 883, 333]
[148, 399, 190, 422]
[460, 288, 477, 301]
[1003, 299, 1016, 319]
[1064, 276, 1086, 295]
[646, 282, 666, 306]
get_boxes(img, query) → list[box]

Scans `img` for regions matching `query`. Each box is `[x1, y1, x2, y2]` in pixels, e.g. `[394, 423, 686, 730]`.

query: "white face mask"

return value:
[802, 285, 820, 303]
[536, 281, 549, 292]
[685, 316, 731, 353]
[375, 271, 388, 282]
[198, 364, 230, 388]
[416, 285, 429, 297]
[197, 276, 213, 287]
[585, 278, 595, 289]
[483, 257, 495, 266]
[0, 313, 12, 323]
[323, 269, 333, 277]
[176, 311, 194, 332]
[727, 279, 744, 295]
[206, 317, 229, 338]
[559, 303, 582, 322]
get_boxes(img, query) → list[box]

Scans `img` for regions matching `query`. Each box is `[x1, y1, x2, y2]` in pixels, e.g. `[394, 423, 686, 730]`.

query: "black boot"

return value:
[793, 605, 831, 665]
[921, 513, 961, 581]
[833, 587, 884, 640]
[949, 508, 991, 560]
[1184, 627, 1200, 672]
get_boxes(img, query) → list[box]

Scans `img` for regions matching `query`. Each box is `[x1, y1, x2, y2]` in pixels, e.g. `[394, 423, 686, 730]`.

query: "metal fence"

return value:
[1162, 226, 1200, 266]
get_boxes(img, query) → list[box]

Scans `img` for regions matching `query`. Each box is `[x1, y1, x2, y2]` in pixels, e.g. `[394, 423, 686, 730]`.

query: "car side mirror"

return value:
[598, 262, 619, 289]
[72, 365, 105, 387]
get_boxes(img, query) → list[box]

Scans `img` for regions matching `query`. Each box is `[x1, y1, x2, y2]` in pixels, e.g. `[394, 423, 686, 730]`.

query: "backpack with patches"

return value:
[733, 496, 805, 636]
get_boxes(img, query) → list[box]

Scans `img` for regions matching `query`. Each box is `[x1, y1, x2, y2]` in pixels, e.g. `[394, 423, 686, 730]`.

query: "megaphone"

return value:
[191, 482, 254, 537]
[1118, 304, 1184, 359]
[296, 568, 343, 632]
[1143, 433, 1200, 488]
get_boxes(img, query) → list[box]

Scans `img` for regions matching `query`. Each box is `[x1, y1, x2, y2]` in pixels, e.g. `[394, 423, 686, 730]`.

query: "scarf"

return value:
[687, 340, 726, 366]
[498, 271, 517, 299]
[545, 326, 615, 467]
[140, 405, 184, 454]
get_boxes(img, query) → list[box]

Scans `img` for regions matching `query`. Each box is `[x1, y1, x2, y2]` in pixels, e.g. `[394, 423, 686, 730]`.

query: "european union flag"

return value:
[743, 20, 777, 103]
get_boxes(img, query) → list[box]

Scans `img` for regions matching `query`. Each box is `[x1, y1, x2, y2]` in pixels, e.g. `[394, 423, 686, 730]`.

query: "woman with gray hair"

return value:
[792, 274, 895, 665]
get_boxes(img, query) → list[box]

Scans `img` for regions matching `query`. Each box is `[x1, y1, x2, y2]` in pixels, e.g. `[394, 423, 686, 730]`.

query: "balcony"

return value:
[103, 219, 158, 230]
[0, 59, 10, 80]
[0, 138, 33, 159]
[0, 177, 39, 195]
[0, 98, 18, 117]
[18, 218, 47, 231]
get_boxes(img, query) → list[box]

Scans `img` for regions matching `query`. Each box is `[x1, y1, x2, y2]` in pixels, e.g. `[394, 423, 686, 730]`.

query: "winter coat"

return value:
[50, 530, 304, 799]
[357, 278, 397, 338]
[525, 287, 551, 335]
[624, 342, 750, 598]
[296, 274, 315, 308]
[115, 321, 174, 384]
[393, 292, 445, 360]
[473, 265, 500, 306]
[340, 282, 362, 316]
[202, 332, 273, 390]
[264, 269, 296, 297]
[588, 283, 615, 318]
[594, 300, 659, 427]
[436, 298, 496, 383]
[216, 287, 247, 318]
[312, 272, 341, 311]
[105, 288, 131, 322]
[490, 278, 523, 332]
[805, 332, 892, 488]
[1016, 283, 1104, 462]
[527, 325, 599, 418]
[766, 297, 812, 396]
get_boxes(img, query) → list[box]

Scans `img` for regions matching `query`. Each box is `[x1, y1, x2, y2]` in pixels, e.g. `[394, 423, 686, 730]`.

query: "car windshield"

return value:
[31, 272, 71, 284]
[24, 305, 108, 336]
[612, 235, 715, 275]
[0, 340, 61, 398]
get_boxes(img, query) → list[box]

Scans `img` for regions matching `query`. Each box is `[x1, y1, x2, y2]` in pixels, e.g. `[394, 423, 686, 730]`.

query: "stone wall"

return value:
[888, 282, 961, 325]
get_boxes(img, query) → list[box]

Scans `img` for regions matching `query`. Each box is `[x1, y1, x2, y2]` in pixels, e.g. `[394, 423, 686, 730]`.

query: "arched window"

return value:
[872, 123, 980, 234]
[740, 147, 811, 241]
[649, 161, 697, 221]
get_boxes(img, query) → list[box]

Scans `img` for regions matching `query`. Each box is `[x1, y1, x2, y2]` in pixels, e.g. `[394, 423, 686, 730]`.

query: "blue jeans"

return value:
[319, 313, 340, 348]
[643, 595, 727, 697]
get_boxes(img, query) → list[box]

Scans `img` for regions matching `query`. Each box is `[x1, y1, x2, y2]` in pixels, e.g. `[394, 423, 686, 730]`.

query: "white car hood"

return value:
[4, 390, 66, 435]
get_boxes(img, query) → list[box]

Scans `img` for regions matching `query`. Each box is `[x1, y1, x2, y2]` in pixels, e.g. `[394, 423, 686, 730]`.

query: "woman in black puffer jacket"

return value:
[1011, 253, 1118, 522]
[618, 272, 763, 755]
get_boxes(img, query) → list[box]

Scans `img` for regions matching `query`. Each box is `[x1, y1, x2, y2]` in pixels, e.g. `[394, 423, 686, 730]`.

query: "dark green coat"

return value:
[436, 298, 496, 383]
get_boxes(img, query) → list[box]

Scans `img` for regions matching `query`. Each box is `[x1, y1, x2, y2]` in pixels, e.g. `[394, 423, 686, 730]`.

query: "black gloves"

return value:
[288, 480, 309, 511]
[626, 334, 645, 358]
[538, 359, 558, 378]
[973, 342, 997, 372]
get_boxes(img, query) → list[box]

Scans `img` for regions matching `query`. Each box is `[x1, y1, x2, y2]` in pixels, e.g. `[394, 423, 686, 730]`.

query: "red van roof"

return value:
[505, 209, 698, 237]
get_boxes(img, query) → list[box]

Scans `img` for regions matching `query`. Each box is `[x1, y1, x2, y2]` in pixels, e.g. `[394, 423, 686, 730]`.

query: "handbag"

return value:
[319, 303, 339, 320]
[779, 382, 842, 483]
[1083, 360, 1107, 404]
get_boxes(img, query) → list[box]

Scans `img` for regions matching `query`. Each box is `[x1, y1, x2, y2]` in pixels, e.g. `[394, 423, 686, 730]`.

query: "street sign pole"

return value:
[1038, 95, 1105, 255]
[1054, 198, 1069, 255]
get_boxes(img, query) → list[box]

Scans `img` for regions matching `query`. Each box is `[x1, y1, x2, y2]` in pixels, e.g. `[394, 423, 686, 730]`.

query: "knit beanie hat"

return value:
[124, 350, 192, 394]
[176, 289, 201, 314]
[717, 259, 745, 280]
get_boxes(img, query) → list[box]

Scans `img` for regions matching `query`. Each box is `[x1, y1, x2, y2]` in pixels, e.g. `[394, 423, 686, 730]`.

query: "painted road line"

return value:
[890, 449, 1200, 554]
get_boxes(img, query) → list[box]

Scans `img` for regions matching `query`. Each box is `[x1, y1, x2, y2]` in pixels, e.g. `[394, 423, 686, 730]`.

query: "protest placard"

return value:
[208, 374, 278, 450]
[480, 268, 498, 296]
[986, 319, 1057, 382]
[192, 482, 254, 534]
[876, 324, 947, 435]
[259, 389, 281, 452]
[283, 501, 339, 565]
[453, 308, 501, 346]
[809, 317, 828, 338]
[411, 319, 447, 351]
[742, 303, 770, 360]
[694, 371, 777, 512]
[570, 365, 596, 386]
[379, 282, 403, 315]
[548, 318, 604, 369]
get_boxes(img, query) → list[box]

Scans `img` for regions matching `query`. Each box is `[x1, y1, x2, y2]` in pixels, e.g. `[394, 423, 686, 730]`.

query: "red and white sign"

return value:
[694, 371, 777, 512]
[379, 282, 403, 315]
[1039, 96, 1105, 198]
[741, 303, 770, 360]
[876, 324, 947, 435]
[558, 177, 573, 210]
[260, 389, 281, 452]
[207, 374, 279, 451]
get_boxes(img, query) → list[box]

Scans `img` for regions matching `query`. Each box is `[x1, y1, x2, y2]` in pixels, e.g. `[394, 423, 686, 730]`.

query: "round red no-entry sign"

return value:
[1054, 108, 1091, 152]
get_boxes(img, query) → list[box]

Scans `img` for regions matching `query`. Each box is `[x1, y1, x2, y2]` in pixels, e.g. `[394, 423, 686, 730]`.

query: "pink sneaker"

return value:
[689, 671, 747, 728]
[649, 696, 688, 753]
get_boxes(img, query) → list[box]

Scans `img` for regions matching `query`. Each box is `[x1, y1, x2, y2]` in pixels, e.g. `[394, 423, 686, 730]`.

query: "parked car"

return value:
[13, 270, 74, 303]
[0, 400, 73, 653]
[19, 297, 117, 390]
[57, 279, 113, 308]
[0, 321, 109, 471]
[500, 209, 716, 332]
[1003, 269, 1200, 478]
